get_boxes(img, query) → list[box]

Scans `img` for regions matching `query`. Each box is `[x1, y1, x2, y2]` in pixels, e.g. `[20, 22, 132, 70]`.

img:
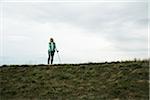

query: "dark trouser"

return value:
[48, 51, 55, 64]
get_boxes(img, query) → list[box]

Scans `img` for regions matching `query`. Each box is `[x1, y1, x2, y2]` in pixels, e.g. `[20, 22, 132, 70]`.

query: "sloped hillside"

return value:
[0, 60, 149, 100]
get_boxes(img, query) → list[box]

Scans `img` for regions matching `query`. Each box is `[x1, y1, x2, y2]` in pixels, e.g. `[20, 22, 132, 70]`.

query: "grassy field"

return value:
[0, 60, 149, 100]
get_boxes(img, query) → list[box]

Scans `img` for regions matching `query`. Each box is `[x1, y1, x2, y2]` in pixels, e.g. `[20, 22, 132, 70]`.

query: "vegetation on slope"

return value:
[0, 60, 149, 100]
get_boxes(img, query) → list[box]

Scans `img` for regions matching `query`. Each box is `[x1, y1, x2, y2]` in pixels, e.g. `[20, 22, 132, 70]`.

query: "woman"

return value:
[48, 38, 58, 64]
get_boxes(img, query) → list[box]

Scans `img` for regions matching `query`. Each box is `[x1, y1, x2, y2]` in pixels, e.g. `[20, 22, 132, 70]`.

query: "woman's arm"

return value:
[54, 42, 59, 52]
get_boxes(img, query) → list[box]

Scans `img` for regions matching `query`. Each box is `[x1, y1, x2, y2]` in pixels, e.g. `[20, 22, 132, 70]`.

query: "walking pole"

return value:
[57, 51, 62, 64]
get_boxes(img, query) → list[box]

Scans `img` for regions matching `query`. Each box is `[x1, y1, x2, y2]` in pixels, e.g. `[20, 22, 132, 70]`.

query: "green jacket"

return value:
[48, 42, 56, 52]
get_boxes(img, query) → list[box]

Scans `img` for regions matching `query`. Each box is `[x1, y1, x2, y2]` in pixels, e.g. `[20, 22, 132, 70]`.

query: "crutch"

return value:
[56, 51, 62, 64]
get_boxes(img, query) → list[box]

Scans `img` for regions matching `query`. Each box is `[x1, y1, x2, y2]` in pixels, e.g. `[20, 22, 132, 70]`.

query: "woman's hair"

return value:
[50, 38, 54, 42]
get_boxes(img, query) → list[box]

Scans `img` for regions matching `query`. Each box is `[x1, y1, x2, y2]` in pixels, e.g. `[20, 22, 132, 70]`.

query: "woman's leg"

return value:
[48, 52, 50, 64]
[51, 51, 55, 64]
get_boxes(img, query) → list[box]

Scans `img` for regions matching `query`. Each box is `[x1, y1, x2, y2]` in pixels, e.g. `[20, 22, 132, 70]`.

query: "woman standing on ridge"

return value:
[48, 38, 58, 64]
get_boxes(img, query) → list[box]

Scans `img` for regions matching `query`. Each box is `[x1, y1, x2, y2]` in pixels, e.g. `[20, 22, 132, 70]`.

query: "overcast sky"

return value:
[0, 0, 148, 65]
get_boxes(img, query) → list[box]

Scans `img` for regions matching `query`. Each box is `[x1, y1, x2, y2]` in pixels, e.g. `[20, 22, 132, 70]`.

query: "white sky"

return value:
[0, 0, 149, 65]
